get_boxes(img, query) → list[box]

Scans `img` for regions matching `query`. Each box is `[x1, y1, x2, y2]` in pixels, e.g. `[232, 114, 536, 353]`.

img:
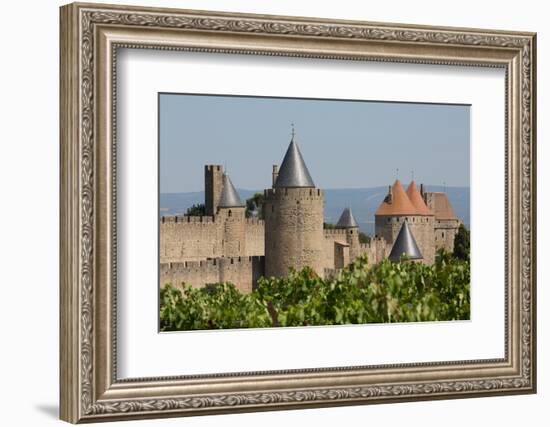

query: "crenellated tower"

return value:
[204, 164, 224, 216]
[336, 207, 361, 261]
[263, 131, 324, 278]
[217, 173, 246, 258]
[405, 180, 435, 264]
[374, 179, 435, 264]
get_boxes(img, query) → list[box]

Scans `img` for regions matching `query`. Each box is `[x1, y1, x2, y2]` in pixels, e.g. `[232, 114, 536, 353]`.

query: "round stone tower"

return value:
[217, 173, 246, 258]
[336, 207, 360, 261]
[374, 179, 435, 264]
[264, 133, 324, 278]
[405, 180, 435, 264]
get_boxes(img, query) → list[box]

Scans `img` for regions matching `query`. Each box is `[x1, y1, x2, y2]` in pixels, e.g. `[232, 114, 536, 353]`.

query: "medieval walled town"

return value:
[160, 135, 461, 293]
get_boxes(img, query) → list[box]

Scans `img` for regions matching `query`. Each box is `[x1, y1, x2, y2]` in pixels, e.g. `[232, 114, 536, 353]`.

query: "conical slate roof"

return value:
[406, 181, 433, 216]
[388, 221, 423, 262]
[274, 138, 315, 188]
[336, 207, 358, 228]
[375, 179, 418, 216]
[218, 173, 244, 208]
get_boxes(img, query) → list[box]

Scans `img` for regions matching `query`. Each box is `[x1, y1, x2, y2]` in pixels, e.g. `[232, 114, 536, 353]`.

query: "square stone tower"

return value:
[204, 164, 223, 216]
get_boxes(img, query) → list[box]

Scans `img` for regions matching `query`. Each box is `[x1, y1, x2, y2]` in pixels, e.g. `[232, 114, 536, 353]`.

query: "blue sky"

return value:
[160, 93, 470, 193]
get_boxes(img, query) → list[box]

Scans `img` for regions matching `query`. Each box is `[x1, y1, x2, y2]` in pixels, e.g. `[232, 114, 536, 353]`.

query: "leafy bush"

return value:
[453, 224, 470, 261]
[160, 253, 470, 331]
[245, 193, 265, 219]
[185, 203, 206, 216]
[359, 232, 371, 244]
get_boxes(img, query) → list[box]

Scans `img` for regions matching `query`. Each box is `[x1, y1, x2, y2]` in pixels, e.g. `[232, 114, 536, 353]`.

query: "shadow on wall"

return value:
[34, 404, 58, 419]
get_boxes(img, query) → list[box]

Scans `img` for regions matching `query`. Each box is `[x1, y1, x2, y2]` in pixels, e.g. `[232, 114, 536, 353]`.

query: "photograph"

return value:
[158, 94, 471, 331]
[58, 3, 536, 422]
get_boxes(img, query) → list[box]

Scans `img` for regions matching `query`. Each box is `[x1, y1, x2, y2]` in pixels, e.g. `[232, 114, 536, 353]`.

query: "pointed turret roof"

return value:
[375, 179, 418, 216]
[429, 192, 457, 220]
[218, 173, 244, 208]
[274, 137, 315, 188]
[406, 181, 433, 216]
[389, 221, 423, 262]
[336, 207, 358, 228]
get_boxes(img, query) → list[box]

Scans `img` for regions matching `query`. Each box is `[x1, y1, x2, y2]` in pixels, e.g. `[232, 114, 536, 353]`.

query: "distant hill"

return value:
[160, 185, 470, 235]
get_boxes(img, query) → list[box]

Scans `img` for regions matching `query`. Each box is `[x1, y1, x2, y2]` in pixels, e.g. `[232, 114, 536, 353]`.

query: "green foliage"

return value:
[245, 192, 264, 219]
[186, 203, 206, 216]
[359, 232, 371, 244]
[160, 255, 470, 331]
[453, 223, 470, 261]
[323, 222, 336, 229]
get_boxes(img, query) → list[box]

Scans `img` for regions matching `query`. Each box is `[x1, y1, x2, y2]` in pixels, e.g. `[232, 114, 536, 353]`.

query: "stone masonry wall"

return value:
[160, 256, 264, 294]
[264, 187, 324, 278]
[218, 207, 246, 258]
[375, 215, 435, 264]
[160, 215, 265, 264]
[322, 229, 348, 271]
[358, 237, 390, 266]
[434, 219, 461, 252]
[322, 230, 388, 270]
[205, 165, 223, 216]
[244, 218, 265, 256]
[160, 215, 219, 263]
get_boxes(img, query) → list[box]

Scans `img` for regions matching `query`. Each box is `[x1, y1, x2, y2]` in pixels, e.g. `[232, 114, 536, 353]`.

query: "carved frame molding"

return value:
[60, 2, 536, 423]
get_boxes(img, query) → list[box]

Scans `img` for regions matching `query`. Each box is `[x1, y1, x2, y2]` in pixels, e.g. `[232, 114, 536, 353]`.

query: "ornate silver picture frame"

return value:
[60, 2, 536, 423]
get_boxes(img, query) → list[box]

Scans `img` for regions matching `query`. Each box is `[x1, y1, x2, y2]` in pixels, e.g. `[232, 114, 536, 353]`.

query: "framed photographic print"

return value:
[59, 2, 537, 423]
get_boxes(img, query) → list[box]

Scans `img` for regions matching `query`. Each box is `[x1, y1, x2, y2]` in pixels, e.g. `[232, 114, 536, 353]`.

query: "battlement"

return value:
[435, 218, 461, 228]
[245, 218, 265, 226]
[359, 236, 387, 250]
[160, 256, 265, 293]
[264, 187, 323, 200]
[376, 214, 432, 223]
[161, 256, 264, 272]
[323, 228, 348, 237]
[161, 215, 215, 224]
[205, 164, 223, 172]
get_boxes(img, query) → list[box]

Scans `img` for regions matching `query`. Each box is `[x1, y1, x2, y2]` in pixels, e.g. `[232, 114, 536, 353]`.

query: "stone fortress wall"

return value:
[160, 138, 462, 293]
[160, 215, 265, 263]
[322, 229, 389, 270]
[160, 256, 264, 294]
[375, 215, 436, 265]
[423, 191, 462, 252]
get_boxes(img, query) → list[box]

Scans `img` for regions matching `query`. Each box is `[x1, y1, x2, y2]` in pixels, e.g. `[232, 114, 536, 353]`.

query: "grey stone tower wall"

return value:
[218, 206, 247, 258]
[375, 215, 435, 264]
[346, 228, 361, 260]
[410, 216, 435, 264]
[423, 191, 461, 253]
[434, 218, 461, 252]
[204, 165, 223, 216]
[264, 187, 324, 278]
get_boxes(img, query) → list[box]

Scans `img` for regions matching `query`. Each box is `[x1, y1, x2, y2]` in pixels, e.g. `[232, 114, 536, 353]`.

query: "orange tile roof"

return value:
[430, 192, 457, 220]
[375, 179, 419, 216]
[406, 181, 433, 216]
